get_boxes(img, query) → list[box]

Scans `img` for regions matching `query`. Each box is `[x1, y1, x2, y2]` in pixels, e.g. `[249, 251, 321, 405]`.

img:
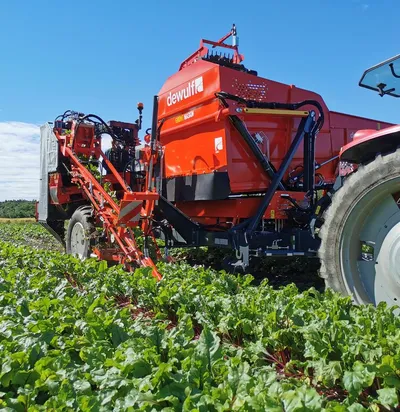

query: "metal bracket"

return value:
[234, 245, 250, 268]
[240, 245, 249, 267]
[266, 239, 289, 250]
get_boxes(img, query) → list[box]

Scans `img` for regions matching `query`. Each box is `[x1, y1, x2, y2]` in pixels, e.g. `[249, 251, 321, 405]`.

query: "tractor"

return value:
[36, 26, 400, 308]
[319, 54, 400, 306]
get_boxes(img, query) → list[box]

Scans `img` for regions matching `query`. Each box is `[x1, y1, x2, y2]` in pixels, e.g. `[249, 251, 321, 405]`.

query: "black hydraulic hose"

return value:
[54, 110, 75, 125]
[289, 155, 339, 185]
[215, 92, 325, 134]
[216, 92, 248, 106]
[80, 114, 120, 141]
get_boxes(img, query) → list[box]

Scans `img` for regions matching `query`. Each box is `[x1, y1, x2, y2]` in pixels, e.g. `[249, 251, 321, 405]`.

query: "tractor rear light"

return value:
[339, 161, 356, 176]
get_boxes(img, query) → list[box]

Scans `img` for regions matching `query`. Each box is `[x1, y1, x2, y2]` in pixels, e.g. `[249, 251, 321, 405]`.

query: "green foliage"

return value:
[0, 237, 399, 410]
[0, 200, 36, 218]
[0, 222, 63, 252]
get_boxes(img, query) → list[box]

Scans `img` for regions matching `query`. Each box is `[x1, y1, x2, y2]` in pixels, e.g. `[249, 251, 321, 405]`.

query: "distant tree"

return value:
[0, 200, 36, 218]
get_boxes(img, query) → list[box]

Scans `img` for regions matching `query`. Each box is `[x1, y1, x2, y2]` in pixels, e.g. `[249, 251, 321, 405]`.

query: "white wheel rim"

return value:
[340, 176, 400, 307]
[70, 222, 87, 260]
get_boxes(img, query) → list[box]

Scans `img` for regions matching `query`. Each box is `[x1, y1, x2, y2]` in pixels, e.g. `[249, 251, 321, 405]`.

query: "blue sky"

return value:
[0, 0, 399, 200]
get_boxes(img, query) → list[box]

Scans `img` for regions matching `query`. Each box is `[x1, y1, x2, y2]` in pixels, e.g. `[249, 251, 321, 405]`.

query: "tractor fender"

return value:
[340, 124, 400, 164]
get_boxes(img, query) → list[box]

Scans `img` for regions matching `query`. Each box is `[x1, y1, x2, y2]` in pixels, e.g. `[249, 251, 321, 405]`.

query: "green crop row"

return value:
[0, 222, 63, 252]
[0, 239, 400, 411]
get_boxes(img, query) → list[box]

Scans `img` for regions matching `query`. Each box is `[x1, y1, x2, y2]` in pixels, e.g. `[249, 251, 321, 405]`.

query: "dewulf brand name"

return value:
[167, 77, 204, 106]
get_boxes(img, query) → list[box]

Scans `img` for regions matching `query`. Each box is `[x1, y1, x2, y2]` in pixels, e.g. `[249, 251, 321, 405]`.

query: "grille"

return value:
[232, 78, 268, 101]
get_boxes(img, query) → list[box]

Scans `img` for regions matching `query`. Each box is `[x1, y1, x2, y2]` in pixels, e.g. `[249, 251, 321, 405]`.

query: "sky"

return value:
[0, 0, 399, 201]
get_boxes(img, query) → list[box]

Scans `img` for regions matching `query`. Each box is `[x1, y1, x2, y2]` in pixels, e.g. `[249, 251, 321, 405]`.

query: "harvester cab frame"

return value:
[37, 25, 400, 308]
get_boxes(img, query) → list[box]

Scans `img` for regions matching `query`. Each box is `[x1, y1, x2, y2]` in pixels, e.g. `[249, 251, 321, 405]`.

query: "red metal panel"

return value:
[176, 191, 307, 224]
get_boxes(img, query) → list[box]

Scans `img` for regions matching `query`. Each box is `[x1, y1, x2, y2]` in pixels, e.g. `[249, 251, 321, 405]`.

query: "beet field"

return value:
[0, 221, 399, 411]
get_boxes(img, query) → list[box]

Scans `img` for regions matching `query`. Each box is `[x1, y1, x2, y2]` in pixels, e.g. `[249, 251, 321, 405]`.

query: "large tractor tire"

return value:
[318, 149, 400, 307]
[66, 206, 95, 260]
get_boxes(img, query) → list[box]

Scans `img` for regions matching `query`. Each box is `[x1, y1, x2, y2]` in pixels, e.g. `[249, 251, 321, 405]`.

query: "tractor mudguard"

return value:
[340, 124, 400, 164]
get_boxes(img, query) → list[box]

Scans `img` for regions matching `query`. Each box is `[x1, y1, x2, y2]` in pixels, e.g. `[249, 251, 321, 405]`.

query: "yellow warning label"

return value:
[270, 210, 275, 219]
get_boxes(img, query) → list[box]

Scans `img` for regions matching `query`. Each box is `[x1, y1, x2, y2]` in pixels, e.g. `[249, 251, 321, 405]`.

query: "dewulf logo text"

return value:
[167, 77, 204, 106]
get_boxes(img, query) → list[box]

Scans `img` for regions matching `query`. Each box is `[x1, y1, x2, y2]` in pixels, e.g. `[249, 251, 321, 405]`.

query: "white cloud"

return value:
[0, 123, 123, 202]
[351, 0, 369, 10]
[0, 122, 41, 201]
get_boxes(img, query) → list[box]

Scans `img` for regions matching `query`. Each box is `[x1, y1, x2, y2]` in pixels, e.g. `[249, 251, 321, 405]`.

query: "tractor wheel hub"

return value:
[71, 222, 86, 259]
[377, 221, 400, 286]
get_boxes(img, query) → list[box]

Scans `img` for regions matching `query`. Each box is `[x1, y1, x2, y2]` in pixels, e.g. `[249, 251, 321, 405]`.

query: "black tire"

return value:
[66, 206, 95, 260]
[318, 149, 400, 306]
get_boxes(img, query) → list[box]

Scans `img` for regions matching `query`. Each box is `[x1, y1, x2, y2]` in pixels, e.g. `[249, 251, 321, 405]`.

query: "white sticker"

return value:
[215, 238, 228, 245]
[215, 137, 223, 153]
[184, 110, 194, 120]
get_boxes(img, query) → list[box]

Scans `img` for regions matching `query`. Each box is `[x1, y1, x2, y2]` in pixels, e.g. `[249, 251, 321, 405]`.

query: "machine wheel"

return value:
[318, 149, 400, 307]
[66, 206, 95, 260]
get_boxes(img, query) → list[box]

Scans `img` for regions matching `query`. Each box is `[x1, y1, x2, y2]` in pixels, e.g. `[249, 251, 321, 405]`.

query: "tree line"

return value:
[0, 200, 36, 218]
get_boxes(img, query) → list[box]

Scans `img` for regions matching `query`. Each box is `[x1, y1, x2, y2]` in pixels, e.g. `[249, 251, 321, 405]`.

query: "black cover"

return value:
[162, 172, 231, 202]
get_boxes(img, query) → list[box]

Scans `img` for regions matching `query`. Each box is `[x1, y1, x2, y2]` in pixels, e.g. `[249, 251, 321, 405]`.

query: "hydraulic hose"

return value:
[215, 92, 325, 134]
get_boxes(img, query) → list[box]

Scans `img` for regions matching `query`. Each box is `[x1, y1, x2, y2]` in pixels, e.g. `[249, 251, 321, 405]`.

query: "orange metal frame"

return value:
[179, 24, 243, 70]
[53, 122, 162, 279]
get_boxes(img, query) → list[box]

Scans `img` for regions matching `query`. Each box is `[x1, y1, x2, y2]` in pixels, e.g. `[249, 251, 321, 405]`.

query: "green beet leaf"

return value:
[376, 387, 399, 408]
[342, 361, 376, 397]
[281, 386, 323, 411]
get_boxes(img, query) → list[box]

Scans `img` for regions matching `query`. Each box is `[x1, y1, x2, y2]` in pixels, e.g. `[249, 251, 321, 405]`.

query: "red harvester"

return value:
[37, 26, 400, 307]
